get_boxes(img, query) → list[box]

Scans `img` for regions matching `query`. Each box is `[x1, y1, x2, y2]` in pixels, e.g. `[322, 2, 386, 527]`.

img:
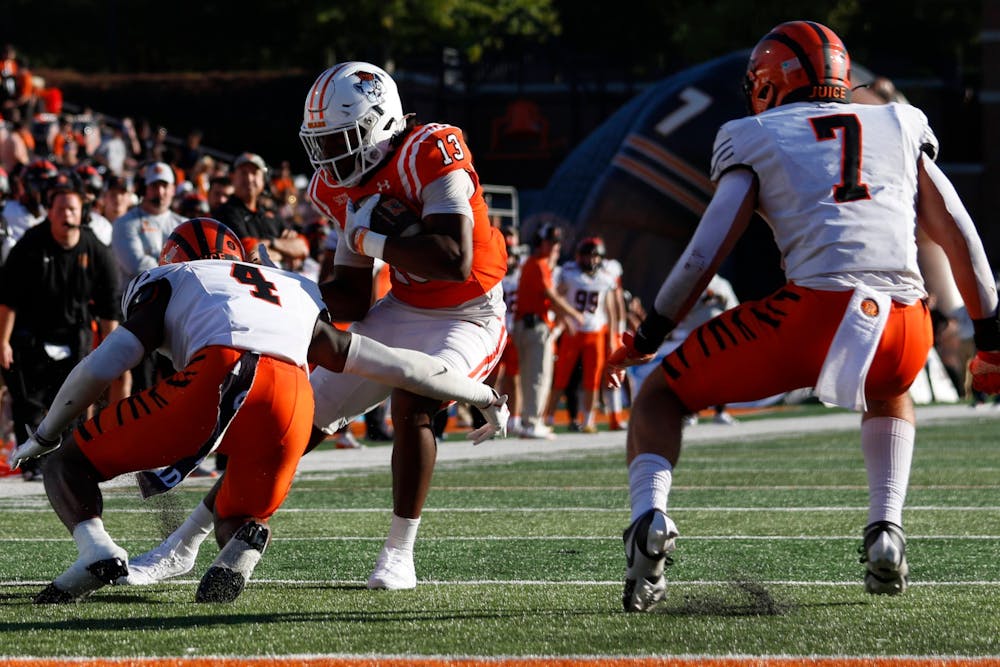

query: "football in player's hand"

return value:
[362, 195, 423, 238]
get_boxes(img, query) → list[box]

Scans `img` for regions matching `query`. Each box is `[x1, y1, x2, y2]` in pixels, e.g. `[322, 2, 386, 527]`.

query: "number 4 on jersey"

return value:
[232, 264, 281, 305]
[809, 114, 871, 203]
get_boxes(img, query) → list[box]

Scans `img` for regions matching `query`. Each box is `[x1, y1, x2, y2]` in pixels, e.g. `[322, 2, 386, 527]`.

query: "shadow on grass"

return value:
[656, 579, 866, 617]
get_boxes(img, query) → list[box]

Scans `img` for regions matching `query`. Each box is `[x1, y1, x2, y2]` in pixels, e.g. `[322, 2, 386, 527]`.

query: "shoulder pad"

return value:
[122, 274, 171, 320]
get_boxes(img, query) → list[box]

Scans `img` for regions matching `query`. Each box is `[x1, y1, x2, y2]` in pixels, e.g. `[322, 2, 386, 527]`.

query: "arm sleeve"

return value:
[652, 169, 756, 321]
[918, 154, 998, 319]
[343, 333, 494, 408]
[420, 170, 475, 218]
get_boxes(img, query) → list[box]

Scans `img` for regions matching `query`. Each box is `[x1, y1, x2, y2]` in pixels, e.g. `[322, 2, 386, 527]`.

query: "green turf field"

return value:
[1, 416, 999, 659]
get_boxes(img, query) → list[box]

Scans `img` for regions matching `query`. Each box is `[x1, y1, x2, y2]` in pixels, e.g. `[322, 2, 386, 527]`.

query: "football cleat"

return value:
[333, 429, 364, 449]
[36, 546, 129, 604]
[859, 521, 909, 595]
[622, 509, 678, 612]
[367, 545, 417, 590]
[196, 521, 270, 603]
[119, 542, 197, 585]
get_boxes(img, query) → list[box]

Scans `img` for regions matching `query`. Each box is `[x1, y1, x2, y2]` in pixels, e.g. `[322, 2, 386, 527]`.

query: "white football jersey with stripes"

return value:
[710, 101, 937, 296]
[124, 260, 325, 368]
[559, 262, 618, 332]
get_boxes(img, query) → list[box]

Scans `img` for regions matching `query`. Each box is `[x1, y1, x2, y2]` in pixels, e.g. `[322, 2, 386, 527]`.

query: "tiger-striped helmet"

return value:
[159, 217, 244, 265]
[743, 21, 851, 115]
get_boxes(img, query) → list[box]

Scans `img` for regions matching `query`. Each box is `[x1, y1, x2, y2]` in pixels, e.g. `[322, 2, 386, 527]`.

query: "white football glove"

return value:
[343, 194, 381, 255]
[467, 390, 510, 445]
[10, 426, 61, 470]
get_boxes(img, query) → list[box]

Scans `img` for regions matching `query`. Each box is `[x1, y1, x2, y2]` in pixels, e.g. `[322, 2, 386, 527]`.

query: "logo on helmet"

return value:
[354, 71, 385, 105]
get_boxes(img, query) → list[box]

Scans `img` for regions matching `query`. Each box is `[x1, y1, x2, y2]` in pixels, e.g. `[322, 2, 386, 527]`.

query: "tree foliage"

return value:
[0, 0, 980, 83]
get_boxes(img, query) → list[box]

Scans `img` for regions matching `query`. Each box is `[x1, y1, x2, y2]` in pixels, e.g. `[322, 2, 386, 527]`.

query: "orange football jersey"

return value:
[308, 123, 506, 309]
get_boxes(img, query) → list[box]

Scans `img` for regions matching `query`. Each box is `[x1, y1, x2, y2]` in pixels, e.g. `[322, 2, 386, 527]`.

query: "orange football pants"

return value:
[76, 346, 314, 521]
[661, 284, 933, 412]
[553, 329, 607, 392]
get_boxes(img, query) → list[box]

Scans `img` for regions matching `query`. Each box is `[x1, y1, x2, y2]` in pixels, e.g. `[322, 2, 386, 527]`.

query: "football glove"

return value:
[344, 194, 382, 256]
[606, 331, 656, 388]
[10, 426, 61, 470]
[970, 350, 1000, 394]
[468, 390, 510, 445]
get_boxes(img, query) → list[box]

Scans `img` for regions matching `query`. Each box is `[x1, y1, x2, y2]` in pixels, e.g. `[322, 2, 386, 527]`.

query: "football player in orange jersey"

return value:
[123, 62, 509, 591]
[608, 21, 1000, 612]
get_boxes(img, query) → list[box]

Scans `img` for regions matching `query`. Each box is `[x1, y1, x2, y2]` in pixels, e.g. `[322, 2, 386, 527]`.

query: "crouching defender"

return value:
[12, 218, 507, 604]
[607, 21, 1000, 612]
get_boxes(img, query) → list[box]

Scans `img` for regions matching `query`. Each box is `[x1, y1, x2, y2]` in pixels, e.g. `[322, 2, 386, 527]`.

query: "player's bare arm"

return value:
[319, 264, 375, 322]
[382, 212, 474, 282]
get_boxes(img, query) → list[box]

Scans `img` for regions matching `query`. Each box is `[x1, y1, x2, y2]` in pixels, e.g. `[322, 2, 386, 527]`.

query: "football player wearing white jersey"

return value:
[546, 237, 620, 432]
[11, 218, 507, 604]
[608, 21, 1000, 612]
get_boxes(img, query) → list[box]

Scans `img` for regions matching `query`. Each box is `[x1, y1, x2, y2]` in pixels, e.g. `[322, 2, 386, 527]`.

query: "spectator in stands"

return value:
[95, 122, 127, 177]
[74, 164, 112, 246]
[213, 152, 307, 268]
[206, 175, 233, 212]
[51, 117, 83, 166]
[110, 162, 184, 392]
[2, 159, 58, 250]
[178, 129, 205, 172]
[1, 115, 31, 173]
[0, 46, 36, 121]
[0, 177, 121, 481]
[98, 175, 134, 224]
[512, 223, 583, 438]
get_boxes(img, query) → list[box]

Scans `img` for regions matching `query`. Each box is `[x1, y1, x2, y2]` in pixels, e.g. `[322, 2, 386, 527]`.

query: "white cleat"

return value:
[367, 546, 417, 590]
[859, 521, 909, 595]
[622, 509, 678, 612]
[118, 543, 196, 585]
[36, 544, 129, 604]
[196, 521, 270, 603]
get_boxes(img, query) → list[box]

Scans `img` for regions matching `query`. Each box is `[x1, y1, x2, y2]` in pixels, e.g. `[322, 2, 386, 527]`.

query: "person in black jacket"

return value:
[213, 152, 307, 268]
[0, 174, 121, 481]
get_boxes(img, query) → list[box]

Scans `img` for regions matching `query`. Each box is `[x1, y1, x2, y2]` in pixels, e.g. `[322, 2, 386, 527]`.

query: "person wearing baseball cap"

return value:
[110, 162, 184, 392]
[214, 152, 307, 267]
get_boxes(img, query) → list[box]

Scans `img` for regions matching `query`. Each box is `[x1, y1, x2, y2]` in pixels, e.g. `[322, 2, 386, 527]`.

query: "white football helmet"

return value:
[299, 62, 405, 188]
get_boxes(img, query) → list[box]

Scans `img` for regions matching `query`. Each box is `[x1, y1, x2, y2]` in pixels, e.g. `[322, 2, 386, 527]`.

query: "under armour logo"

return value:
[377, 180, 391, 192]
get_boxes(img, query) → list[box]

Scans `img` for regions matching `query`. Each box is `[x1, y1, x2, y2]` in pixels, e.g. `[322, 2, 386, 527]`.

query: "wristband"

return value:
[31, 425, 60, 448]
[634, 311, 676, 355]
[355, 229, 387, 259]
[973, 312, 1000, 351]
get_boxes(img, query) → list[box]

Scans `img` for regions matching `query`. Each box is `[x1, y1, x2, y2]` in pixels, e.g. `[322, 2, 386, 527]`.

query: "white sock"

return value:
[604, 386, 623, 413]
[73, 517, 120, 562]
[385, 513, 421, 553]
[168, 502, 214, 555]
[629, 453, 672, 521]
[861, 417, 914, 527]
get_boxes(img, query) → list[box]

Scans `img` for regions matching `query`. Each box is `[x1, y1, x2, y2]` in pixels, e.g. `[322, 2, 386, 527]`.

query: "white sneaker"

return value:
[682, 414, 699, 427]
[367, 546, 417, 590]
[518, 423, 555, 440]
[859, 521, 909, 595]
[36, 544, 129, 603]
[334, 429, 364, 449]
[712, 411, 737, 425]
[119, 542, 196, 585]
[622, 509, 678, 612]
